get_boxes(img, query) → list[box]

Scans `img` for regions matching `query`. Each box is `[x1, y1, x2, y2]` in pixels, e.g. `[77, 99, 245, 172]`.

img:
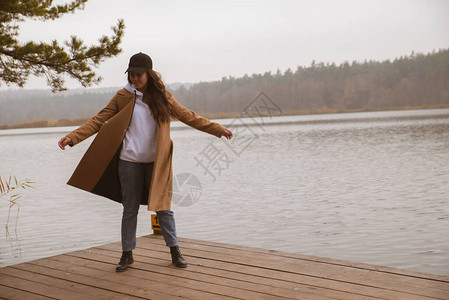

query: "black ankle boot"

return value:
[116, 251, 134, 272]
[170, 246, 187, 268]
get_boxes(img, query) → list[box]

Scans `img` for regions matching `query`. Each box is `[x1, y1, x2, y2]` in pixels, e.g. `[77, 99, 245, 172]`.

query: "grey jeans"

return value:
[118, 159, 179, 251]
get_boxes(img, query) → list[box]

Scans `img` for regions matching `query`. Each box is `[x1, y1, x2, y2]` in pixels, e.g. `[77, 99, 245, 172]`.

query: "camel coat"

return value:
[66, 88, 225, 211]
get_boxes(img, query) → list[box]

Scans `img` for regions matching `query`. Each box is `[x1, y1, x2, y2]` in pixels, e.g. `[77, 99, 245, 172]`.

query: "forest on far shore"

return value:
[1, 48, 448, 129]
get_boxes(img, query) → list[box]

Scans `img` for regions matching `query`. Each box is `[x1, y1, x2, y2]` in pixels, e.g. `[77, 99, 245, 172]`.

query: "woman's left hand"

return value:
[221, 128, 233, 140]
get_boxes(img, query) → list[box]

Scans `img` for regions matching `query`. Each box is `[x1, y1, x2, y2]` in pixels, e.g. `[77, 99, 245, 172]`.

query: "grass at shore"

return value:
[1, 103, 449, 130]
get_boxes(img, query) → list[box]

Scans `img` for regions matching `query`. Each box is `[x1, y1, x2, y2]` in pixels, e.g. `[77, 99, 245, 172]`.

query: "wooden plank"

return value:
[165, 236, 449, 283]
[0, 284, 50, 300]
[0, 269, 91, 300]
[9, 261, 183, 300]
[143, 235, 449, 287]
[136, 235, 449, 298]
[1, 235, 448, 300]
[7, 264, 139, 300]
[63, 249, 343, 300]
[94, 242, 434, 300]
[72, 247, 397, 300]
[137, 236, 449, 298]
[43, 253, 293, 300]
[129, 237, 449, 298]
[27, 255, 237, 300]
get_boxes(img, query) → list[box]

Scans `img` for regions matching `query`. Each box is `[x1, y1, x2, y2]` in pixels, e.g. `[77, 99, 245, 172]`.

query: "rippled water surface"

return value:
[1, 109, 448, 275]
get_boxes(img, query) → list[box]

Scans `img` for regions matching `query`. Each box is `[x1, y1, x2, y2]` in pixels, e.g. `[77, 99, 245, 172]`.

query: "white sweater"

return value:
[119, 83, 157, 163]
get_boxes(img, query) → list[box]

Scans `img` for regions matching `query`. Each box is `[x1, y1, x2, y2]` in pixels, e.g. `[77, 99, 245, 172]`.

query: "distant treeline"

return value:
[1, 48, 449, 128]
[0, 89, 116, 126]
[172, 48, 449, 115]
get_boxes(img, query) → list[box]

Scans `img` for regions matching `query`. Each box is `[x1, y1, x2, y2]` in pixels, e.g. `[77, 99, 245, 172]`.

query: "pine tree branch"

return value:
[0, 16, 124, 92]
[0, 0, 88, 20]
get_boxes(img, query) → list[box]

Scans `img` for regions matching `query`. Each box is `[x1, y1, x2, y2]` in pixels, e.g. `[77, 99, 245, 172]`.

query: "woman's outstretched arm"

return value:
[166, 90, 233, 139]
[57, 96, 120, 150]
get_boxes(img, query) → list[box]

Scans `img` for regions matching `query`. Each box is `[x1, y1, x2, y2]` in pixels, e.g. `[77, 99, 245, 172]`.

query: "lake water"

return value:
[1, 108, 448, 275]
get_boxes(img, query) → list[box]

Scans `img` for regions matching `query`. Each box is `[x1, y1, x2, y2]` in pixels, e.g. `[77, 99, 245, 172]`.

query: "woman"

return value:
[58, 52, 233, 272]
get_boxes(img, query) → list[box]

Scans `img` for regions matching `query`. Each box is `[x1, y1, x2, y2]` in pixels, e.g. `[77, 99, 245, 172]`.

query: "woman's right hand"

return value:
[58, 136, 72, 150]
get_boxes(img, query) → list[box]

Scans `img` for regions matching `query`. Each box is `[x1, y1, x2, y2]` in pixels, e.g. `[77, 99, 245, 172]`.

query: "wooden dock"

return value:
[1, 234, 448, 299]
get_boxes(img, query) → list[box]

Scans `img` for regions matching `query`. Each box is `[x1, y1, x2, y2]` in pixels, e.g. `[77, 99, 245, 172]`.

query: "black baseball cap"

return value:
[125, 52, 153, 74]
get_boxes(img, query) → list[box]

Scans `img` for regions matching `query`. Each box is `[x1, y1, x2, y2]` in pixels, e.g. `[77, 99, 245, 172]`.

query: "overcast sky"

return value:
[8, 0, 449, 90]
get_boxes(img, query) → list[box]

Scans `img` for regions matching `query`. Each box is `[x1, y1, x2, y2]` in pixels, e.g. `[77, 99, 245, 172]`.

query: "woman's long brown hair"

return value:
[128, 70, 172, 124]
